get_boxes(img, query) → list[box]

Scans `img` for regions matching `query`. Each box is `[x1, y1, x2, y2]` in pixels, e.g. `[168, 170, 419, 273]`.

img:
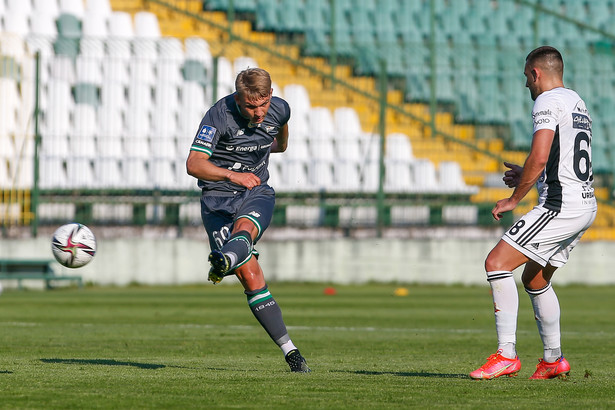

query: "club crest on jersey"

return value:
[197, 125, 216, 142]
[572, 113, 591, 131]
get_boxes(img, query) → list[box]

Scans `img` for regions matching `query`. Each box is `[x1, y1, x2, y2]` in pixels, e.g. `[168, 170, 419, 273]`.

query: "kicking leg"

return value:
[208, 219, 258, 284]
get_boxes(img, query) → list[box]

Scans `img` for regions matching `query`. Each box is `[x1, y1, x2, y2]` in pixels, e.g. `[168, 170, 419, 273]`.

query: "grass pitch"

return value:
[1, 283, 614, 408]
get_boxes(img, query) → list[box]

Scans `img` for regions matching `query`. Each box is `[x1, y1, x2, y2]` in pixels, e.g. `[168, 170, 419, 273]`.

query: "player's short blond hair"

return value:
[235, 68, 272, 101]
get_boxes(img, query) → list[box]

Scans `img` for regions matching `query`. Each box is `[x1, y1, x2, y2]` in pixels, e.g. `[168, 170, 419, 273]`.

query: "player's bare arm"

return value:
[270, 123, 289, 153]
[186, 150, 261, 190]
[492, 129, 554, 220]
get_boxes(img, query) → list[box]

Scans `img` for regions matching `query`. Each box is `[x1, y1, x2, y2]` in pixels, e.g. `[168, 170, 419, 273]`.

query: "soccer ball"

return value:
[51, 223, 97, 268]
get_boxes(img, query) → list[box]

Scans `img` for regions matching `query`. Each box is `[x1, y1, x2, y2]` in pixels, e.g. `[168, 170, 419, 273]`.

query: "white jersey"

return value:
[531, 87, 597, 213]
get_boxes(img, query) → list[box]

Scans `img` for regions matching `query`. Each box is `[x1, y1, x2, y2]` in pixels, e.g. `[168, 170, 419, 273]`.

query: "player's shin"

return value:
[526, 283, 562, 362]
[487, 271, 519, 359]
[223, 230, 253, 269]
[245, 285, 296, 353]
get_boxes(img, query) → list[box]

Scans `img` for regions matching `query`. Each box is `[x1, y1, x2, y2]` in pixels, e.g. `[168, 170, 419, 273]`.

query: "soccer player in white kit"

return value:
[470, 46, 597, 380]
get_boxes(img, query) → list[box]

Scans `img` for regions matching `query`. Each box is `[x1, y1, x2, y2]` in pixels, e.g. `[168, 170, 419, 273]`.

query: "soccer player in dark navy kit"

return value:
[186, 68, 310, 372]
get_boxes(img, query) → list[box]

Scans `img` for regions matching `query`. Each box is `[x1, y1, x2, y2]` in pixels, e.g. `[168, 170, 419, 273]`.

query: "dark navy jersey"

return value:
[190, 94, 290, 194]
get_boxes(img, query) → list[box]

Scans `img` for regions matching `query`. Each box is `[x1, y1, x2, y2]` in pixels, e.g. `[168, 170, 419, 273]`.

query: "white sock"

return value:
[526, 283, 562, 363]
[487, 271, 518, 359]
[280, 340, 297, 356]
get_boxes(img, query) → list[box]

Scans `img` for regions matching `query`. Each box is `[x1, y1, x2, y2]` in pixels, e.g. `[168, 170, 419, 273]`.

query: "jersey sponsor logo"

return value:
[532, 109, 552, 126]
[193, 139, 212, 147]
[225, 145, 235, 151]
[572, 113, 591, 131]
[236, 145, 259, 152]
[197, 125, 216, 141]
[249, 211, 261, 218]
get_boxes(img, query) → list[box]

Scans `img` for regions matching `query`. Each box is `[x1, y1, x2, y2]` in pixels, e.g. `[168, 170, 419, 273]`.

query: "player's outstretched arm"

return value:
[186, 151, 261, 189]
[271, 123, 289, 153]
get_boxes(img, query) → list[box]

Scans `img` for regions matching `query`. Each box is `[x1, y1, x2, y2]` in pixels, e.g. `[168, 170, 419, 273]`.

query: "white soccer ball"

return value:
[51, 223, 97, 268]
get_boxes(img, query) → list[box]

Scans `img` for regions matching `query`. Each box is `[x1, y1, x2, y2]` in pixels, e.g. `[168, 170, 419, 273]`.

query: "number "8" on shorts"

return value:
[508, 220, 526, 236]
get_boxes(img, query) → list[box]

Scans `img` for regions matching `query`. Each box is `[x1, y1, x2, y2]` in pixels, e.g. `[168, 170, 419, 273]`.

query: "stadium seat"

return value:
[82, 11, 108, 37]
[130, 58, 157, 86]
[216, 56, 235, 97]
[59, 0, 85, 18]
[385, 133, 414, 163]
[134, 11, 161, 38]
[108, 11, 134, 37]
[333, 107, 362, 139]
[438, 161, 478, 194]
[39, 157, 68, 189]
[278, 0, 305, 32]
[122, 158, 149, 188]
[85, 0, 112, 16]
[333, 160, 362, 192]
[33, 0, 60, 17]
[359, 161, 379, 193]
[309, 137, 336, 161]
[127, 82, 153, 115]
[42, 79, 73, 137]
[3, 11, 30, 37]
[158, 37, 184, 58]
[150, 158, 177, 189]
[309, 159, 334, 191]
[181, 59, 208, 86]
[411, 159, 439, 193]
[254, 0, 277, 31]
[385, 161, 413, 193]
[75, 56, 103, 85]
[30, 12, 59, 37]
[284, 159, 309, 192]
[335, 137, 362, 163]
[283, 137, 310, 160]
[80, 38, 105, 58]
[6, 0, 32, 16]
[233, 56, 258, 76]
[66, 157, 95, 188]
[73, 82, 100, 107]
[96, 109, 124, 154]
[184, 36, 213, 71]
[308, 107, 335, 140]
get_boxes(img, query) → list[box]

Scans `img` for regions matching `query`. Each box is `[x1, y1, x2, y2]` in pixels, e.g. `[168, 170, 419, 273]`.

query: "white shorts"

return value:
[502, 205, 596, 268]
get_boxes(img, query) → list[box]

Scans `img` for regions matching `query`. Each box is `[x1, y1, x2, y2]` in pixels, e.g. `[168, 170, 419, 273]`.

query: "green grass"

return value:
[1, 283, 614, 408]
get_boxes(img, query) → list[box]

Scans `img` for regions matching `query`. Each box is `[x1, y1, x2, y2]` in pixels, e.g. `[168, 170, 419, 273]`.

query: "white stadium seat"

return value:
[134, 11, 161, 38]
[108, 11, 134, 37]
[333, 107, 362, 139]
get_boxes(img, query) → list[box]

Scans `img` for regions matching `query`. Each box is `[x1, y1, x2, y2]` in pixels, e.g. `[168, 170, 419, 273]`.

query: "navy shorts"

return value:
[200, 184, 275, 251]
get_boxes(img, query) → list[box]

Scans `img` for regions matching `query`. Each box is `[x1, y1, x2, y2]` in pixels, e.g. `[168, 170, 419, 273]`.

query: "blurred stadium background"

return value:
[1, 0, 615, 284]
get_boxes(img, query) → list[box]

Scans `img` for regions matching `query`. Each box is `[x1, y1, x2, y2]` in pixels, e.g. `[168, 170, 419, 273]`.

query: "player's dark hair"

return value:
[235, 68, 272, 101]
[526, 46, 564, 76]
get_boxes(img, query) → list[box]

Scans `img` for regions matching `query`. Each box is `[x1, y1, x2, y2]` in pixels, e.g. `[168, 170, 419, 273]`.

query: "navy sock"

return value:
[222, 230, 253, 269]
[245, 285, 290, 346]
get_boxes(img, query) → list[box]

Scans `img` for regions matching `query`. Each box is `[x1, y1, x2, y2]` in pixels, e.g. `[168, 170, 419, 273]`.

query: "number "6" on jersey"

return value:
[573, 132, 592, 181]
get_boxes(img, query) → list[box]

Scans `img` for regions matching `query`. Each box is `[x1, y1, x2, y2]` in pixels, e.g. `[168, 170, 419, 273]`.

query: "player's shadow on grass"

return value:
[40, 358, 166, 370]
[339, 370, 468, 379]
